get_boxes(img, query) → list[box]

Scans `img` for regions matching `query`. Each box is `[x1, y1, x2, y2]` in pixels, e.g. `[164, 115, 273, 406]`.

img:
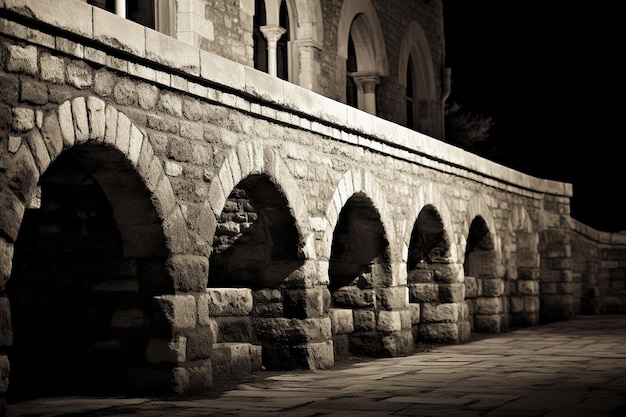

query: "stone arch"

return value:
[323, 168, 396, 264]
[1, 97, 180, 400]
[462, 194, 506, 334]
[337, 0, 388, 76]
[402, 183, 457, 265]
[398, 21, 437, 134]
[462, 193, 501, 265]
[207, 142, 312, 261]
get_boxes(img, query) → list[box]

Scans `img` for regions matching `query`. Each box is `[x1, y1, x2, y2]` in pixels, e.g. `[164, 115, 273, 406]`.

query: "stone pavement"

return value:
[6, 315, 626, 417]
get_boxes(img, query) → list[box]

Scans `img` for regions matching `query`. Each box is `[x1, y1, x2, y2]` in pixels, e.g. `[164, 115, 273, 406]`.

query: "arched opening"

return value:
[328, 192, 392, 360]
[406, 205, 455, 345]
[7, 146, 169, 402]
[208, 173, 304, 370]
[464, 216, 503, 334]
[253, 0, 268, 73]
[209, 174, 302, 289]
[406, 56, 416, 128]
[346, 31, 358, 108]
[276, 0, 290, 81]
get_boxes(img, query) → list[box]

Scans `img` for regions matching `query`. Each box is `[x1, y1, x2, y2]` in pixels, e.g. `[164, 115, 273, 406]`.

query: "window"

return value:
[346, 33, 358, 108]
[276, 0, 289, 81]
[253, 0, 268, 73]
[253, 0, 292, 80]
[89, 0, 155, 29]
[406, 56, 416, 128]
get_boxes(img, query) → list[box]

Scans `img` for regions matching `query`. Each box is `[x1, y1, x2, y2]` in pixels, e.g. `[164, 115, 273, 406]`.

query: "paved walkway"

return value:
[7, 315, 626, 417]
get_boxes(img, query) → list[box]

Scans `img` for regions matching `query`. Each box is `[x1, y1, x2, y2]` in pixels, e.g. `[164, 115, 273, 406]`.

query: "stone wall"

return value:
[0, 1, 584, 413]
[570, 221, 626, 315]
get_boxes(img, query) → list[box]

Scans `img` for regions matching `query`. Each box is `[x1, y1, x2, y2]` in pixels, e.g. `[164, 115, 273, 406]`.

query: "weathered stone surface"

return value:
[476, 297, 502, 315]
[376, 310, 402, 332]
[421, 303, 458, 323]
[6, 44, 37, 75]
[211, 342, 262, 380]
[377, 286, 408, 309]
[184, 326, 216, 361]
[353, 309, 376, 332]
[332, 286, 375, 308]
[167, 255, 209, 292]
[464, 276, 478, 298]
[205, 288, 253, 317]
[214, 316, 255, 343]
[254, 317, 331, 344]
[0, 297, 12, 347]
[146, 336, 187, 364]
[153, 295, 197, 330]
[439, 283, 465, 303]
[419, 322, 459, 344]
[408, 282, 439, 303]
[329, 308, 354, 335]
[283, 287, 330, 319]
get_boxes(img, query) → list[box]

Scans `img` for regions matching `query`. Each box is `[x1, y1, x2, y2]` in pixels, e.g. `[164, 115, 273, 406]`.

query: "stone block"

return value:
[349, 331, 384, 357]
[408, 282, 439, 303]
[464, 276, 478, 298]
[476, 297, 502, 315]
[184, 360, 214, 394]
[283, 287, 330, 319]
[214, 316, 255, 343]
[41, 111, 63, 160]
[409, 302, 421, 324]
[0, 238, 13, 290]
[421, 303, 458, 323]
[332, 333, 350, 361]
[6, 44, 37, 75]
[382, 329, 414, 356]
[254, 317, 331, 344]
[153, 294, 197, 330]
[377, 286, 408, 309]
[353, 309, 376, 331]
[332, 286, 375, 308]
[211, 342, 262, 380]
[439, 282, 465, 303]
[329, 308, 354, 335]
[11, 107, 35, 132]
[293, 340, 334, 370]
[200, 49, 245, 91]
[377, 310, 402, 332]
[419, 322, 459, 344]
[0, 188, 25, 242]
[166, 255, 209, 292]
[20, 79, 48, 105]
[6, 0, 92, 37]
[0, 297, 12, 348]
[185, 326, 217, 361]
[146, 335, 187, 364]
[483, 278, 504, 296]
[205, 288, 253, 317]
[25, 129, 50, 173]
[93, 7, 145, 57]
[399, 308, 412, 330]
[474, 314, 502, 333]
[407, 266, 434, 283]
[146, 28, 200, 76]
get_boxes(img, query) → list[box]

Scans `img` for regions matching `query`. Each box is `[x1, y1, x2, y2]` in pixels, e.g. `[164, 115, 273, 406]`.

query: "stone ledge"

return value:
[0, 0, 573, 199]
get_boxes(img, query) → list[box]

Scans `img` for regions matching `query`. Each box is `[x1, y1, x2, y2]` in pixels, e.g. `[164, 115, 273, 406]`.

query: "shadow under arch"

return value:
[328, 191, 395, 360]
[209, 172, 304, 289]
[206, 144, 325, 371]
[3, 97, 178, 401]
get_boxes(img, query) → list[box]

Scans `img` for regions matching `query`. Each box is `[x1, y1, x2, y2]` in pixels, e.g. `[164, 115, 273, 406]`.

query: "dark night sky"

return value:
[442, 2, 625, 232]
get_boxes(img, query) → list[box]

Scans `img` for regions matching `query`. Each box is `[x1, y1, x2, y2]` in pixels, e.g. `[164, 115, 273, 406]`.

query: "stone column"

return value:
[351, 72, 380, 115]
[260, 25, 286, 77]
[115, 0, 126, 18]
[294, 39, 322, 92]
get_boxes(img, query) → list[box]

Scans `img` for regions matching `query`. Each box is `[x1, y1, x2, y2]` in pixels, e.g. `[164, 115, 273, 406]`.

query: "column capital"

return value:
[260, 25, 287, 43]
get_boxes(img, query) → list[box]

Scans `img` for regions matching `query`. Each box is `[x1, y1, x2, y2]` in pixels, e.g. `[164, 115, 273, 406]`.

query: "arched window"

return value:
[346, 32, 358, 108]
[276, 0, 290, 80]
[254, 0, 292, 80]
[406, 56, 416, 128]
[254, 0, 268, 73]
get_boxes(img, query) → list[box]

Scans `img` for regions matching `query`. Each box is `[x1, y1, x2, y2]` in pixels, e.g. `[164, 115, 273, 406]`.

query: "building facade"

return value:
[0, 0, 624, 413]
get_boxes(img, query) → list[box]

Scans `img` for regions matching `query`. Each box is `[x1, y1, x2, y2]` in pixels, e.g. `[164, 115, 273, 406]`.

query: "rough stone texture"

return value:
[0, 0, 604, 401]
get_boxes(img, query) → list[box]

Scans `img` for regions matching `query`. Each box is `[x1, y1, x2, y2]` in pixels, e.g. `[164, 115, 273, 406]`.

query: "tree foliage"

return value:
[444, 101, 497, 158]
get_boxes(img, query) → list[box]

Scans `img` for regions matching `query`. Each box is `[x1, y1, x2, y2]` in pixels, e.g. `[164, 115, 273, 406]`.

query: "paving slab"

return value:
[6, 315, 626, 417]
